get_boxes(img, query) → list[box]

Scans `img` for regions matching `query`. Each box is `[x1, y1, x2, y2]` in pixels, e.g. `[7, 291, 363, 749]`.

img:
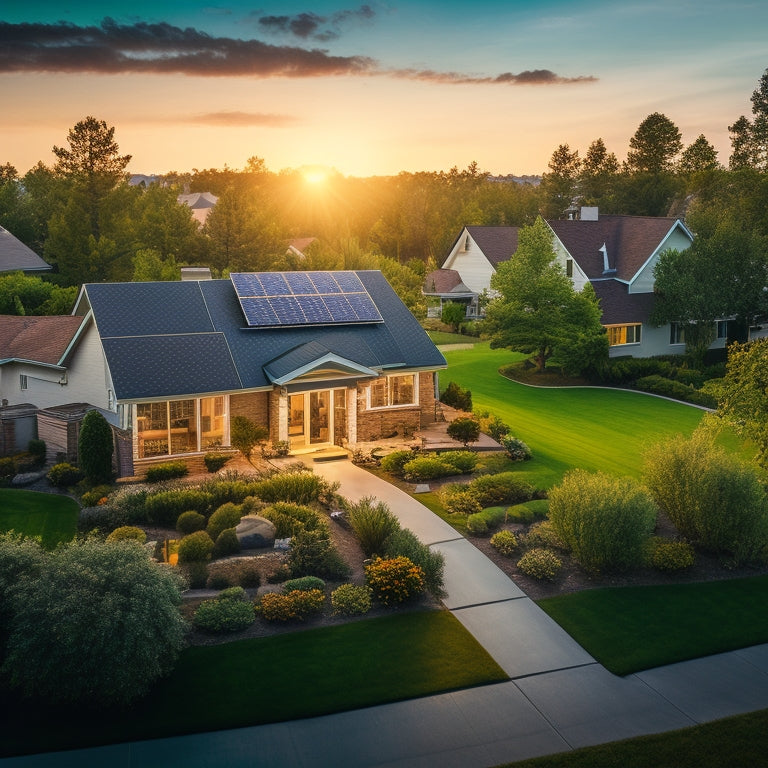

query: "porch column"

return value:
[347, 387, 357, 444]
[278, 390, 289, 442]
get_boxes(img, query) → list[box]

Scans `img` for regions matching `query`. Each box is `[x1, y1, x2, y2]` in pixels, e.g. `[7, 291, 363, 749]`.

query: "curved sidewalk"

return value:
[4, 461, 768, 768]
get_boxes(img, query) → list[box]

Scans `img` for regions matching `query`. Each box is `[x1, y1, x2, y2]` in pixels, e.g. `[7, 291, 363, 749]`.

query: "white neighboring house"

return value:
[436, 209, 730, 358]
[177, 192, 218, 227]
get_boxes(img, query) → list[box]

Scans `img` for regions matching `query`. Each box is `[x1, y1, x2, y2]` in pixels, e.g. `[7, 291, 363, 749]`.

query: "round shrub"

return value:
[517, 548, 562, 581]
[180, 561, 208, 588]
[490, 530, 518, 557]
[177, 530, 215, 564]
[346, 496, 400, 557]
[466, 506, 508, 536]
[466, 515, 488, 535]
[644, 432, 768, 564]
[439, 450, 479, 474]
[260, 502, 325, 538]
[144, 461, 188, 483]
[176, 510, 206, 535]
[523, 520, 565, 551]
[548, 469, 657, 576]
[383, 528, 445, 597]
[499, 435, 532, 462]
[283, 576, 325, 593]
[213, 527, 241, 558]
[365, 556, 425, 605]
[331, 584, 373, 616]
[288, 528, 351, 580]
[145, 489, 214, 527]
[440, 381, 472, 411]
[47, 462, 83, 488]
[447, 416, 481, 446]
[193, 597, 255, 633]
[206, 558, 261, 589]
[438, 484, 482, 516]
[259, 588, 325, 622]
[380, 449, 416, 475]
[207, 502, 244, 542]
[219, 585, 247, 601]
[469, 472, 534, 506]
[81, 485, 113, 507]
[649, 537, 696, 572]
[106, 526, 147, 544]
[402, 456, 455, 481]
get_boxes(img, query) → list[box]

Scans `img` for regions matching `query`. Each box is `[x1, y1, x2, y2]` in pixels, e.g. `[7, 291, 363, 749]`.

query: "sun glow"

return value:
[302, 167, 328, 185]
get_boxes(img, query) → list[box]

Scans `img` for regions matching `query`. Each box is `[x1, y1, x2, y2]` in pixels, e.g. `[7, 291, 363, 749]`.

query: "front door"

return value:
[288, 389, 346, 450]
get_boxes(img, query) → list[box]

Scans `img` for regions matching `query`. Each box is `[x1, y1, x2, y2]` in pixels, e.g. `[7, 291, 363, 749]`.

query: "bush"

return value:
[106, 526, 147, 544]
[438, 484, 483, 516]
[440, 381, 472, 411]
[230, 415, 269, 461]
[260, 502, 325, 538]
[2, 539, 186, 706]
[46, 462, 83, 488]
[193, 596, 255, 633]
[346, 496, 400, 556]
[365, 556, 425, 605]
[144, 489, 214, 527]
[402, 455, 455, 481]
[490, 530, 518, 557]
[145, 461, 189, 483]
[207, 502, 244, 541]
[288, 528, 350, 580]
[27, 439, 46, 465]
[523, 520, 564, 550]
[253, 469, 334, 505]
[506, 500, 549, 524]
[475, 412, 511, 442]
[259, 589, 325, 621]
[331, 584, 373, 616]
[180, 561, 208, 588]
[447, 416, 481, 446]
[80, 484, 113, 507]
[466, 506, 508, 535]
[0, 456, 15, 483]
[283, 576, 325, 593]
[603, 357, 674, 385]
[383, 528, 445, 597]
[204, 452, 233, 473]
[78, 409, 113, 484]
[201, 476, 261, 508]
[213, 527, 241, 557]
[499, 435, 533, 462]
[206, 558, 261, 589]
[177, 530, 215, 564]
[176, 510, 206, 535]
[644, 431, 768, 564]
[439, 450, 479, 474]
[517, 548, 562, 581]
[469, 472, 534, 506]
[649, 537, 696, 572]
[379, 449, 416, 475]
[635, 375, 717, 408]
[548, 469, 657, 575]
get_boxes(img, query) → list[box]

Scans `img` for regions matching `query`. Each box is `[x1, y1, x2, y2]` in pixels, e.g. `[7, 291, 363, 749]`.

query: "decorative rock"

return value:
[274, 537, 291, 551]
[11, 470, 47, 486]
[413, 483, 431, 493]
[235, 515, 276, 549]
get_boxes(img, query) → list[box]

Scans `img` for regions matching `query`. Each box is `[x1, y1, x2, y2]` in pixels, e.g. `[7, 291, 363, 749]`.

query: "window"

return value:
[566, 259, 573, 278]
[605, 324, 641, 346]
[107, 390, 115, 409]
[368, 374, 417, 409]
[19, 374, 27, 390]
[670, 323, 685, 345]
[463, 235, 470, 251]
[716, 320, 728, 340]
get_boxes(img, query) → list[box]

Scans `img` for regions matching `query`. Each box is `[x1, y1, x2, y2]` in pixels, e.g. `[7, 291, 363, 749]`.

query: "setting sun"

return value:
[302, 168, 328, 186]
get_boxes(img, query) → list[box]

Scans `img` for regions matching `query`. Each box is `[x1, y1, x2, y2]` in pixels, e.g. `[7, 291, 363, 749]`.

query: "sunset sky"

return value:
[1, 1, 766, 178]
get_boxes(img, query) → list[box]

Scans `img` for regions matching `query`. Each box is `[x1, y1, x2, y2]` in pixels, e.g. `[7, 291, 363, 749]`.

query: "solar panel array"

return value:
[231, 272, 383, 328]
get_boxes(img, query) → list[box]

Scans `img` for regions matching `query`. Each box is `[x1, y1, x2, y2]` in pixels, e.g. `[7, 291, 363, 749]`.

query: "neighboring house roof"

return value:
[0, 227, 50, 273]
[463, 226, 520, 267]
[177, 192, 218, 226]
[592, 280, 656, 325]
[287, 237, 318, 258]
[0, 315, 83, 365]
[547, 215, 690, 282]
[423, 269, 475, 296]
[80, 271, 445, 402]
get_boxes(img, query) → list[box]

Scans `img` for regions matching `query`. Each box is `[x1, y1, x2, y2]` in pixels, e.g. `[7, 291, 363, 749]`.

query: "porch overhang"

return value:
[264, 341, 379, 386]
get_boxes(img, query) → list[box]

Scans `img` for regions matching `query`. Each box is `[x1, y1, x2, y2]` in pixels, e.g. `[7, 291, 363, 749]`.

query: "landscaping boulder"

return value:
[235, 515, 276, 549]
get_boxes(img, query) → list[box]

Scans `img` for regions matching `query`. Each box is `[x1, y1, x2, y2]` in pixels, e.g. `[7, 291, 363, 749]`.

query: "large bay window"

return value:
[605, 323, 641, 346]
[136, 396, 226, 458]
[368, 374, 417, 409]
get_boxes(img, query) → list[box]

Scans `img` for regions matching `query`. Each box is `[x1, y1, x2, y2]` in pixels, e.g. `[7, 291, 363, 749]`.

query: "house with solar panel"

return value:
[48, 270, 446, 477]
[432, 210, 729, 358]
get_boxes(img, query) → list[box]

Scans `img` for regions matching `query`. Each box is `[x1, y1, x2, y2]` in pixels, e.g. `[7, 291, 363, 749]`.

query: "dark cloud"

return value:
[257, 5, 375, 41]
[0, 18, 596, 86]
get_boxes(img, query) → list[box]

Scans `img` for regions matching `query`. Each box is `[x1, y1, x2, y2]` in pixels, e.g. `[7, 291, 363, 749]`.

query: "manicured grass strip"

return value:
[427, 330, 477, 345]
[503, 708, 768, 768]
[0, 488, 78, 548]
[0, 609, 508, 757]
[537, 575, 768, 676]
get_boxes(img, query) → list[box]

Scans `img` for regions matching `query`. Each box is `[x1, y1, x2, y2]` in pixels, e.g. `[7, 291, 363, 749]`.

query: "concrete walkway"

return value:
[4, 461, 768, 767]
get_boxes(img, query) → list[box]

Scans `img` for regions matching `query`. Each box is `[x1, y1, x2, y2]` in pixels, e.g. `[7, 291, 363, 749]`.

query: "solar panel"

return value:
[231, 271, 383, 328]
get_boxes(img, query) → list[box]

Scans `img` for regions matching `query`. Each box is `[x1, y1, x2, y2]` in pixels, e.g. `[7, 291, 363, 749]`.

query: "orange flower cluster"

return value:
[364, 556, 425, 605]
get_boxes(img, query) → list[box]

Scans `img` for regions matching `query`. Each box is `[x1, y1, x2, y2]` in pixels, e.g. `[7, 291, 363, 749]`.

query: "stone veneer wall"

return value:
[355, 372, 438, 442]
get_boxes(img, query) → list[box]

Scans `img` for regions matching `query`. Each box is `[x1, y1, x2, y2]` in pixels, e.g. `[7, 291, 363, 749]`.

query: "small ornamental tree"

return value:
[447, 416, 481, 447]
[78, 409, 113, 484]
[441, 301, 466, 332]
[230, 416, 269, 464]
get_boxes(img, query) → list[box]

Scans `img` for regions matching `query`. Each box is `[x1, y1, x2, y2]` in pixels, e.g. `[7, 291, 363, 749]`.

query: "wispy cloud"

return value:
[0, 18, 596, 85]
[186, 111, 299, 127]
[256, 5, 376, 42]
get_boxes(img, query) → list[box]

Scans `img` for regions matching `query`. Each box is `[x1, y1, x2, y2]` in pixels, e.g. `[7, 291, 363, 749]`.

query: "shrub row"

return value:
[634, 375, 717, 408]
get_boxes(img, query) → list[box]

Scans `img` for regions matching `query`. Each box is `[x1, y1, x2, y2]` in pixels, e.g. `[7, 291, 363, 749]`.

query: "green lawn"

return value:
[444, 344, 717, 487]
[538, 576, 768, 675]
[0, 488, 78, 548]
[427, 329, 478, 346]
[0, 609, 507, 757]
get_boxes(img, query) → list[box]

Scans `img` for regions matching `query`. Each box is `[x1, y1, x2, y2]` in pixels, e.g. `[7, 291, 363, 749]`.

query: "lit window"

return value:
[605, 324, 641, 346]
[368, 374, 416, 409]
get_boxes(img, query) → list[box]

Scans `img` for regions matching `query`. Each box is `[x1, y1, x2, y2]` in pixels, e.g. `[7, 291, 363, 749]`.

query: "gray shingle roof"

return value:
[0, 227, 50, 273]
[84, 270, 445, 401]
[592, 280, 656, 325]
[465, 227, 520, 267]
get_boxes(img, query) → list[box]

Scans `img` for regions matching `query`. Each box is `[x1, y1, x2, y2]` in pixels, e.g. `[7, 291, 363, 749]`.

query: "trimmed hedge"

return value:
[466, 506, 508, 535]
[144, 489, 215, 527]
[145, 461, 188, 483]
